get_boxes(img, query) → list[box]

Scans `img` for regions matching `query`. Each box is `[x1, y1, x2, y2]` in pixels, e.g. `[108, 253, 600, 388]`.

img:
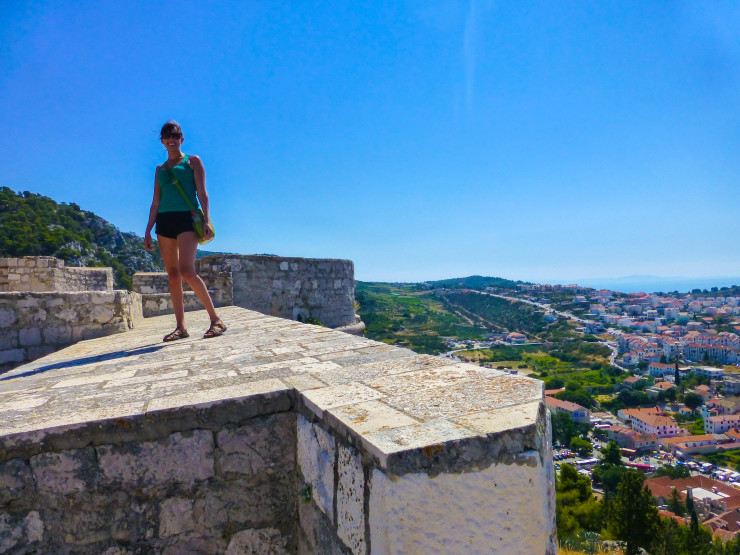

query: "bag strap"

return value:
[162, 157, 197, 212]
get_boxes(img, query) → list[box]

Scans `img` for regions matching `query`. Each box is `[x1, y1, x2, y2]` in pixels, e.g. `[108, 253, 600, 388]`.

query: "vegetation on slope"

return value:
[356, 282, 487, 353]
[422, 275, 527, 290]
[0, 187, 167, 289]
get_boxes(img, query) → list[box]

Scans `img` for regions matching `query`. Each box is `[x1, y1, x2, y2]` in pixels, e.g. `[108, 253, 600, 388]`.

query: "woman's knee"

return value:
[179, 266, 198, 282]
[165, 267, 181, 280]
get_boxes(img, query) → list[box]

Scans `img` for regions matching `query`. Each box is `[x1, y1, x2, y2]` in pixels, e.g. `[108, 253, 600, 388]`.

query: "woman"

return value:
[144, 121, 226, 341]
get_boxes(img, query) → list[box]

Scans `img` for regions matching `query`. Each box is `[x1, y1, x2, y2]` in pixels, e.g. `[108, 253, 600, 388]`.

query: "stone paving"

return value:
[0, 306, 544, 469]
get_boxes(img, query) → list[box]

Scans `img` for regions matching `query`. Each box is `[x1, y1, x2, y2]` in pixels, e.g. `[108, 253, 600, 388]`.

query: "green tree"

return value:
[592, 441, 625, 494]
[552, 411, 577, 445]
[667, 487, 686, 516]
[556, 464, 602, 537]
[685, 510, 712, 554]
[654, 464, 691, 480]
[601, 441, 623, 465]
[570, 436, 593, 458]
[684, 392, 704, 411]
[607, 470, 662, 555]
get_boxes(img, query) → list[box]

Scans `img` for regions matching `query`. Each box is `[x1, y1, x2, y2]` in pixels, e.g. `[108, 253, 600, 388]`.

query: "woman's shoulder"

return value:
[186, 154, 204, 169]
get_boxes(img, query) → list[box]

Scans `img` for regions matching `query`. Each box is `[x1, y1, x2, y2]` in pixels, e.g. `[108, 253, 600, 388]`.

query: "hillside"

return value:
[0, 187, 166, 289]
[0, 188, 232, 289]
[423, 275, 528, 290]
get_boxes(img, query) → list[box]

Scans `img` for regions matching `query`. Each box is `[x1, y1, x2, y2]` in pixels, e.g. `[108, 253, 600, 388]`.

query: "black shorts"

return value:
[155, 211, 194, 239]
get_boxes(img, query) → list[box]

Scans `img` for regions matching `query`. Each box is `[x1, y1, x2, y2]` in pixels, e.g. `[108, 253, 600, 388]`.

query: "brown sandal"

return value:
[163, 328, 189, 342]
[203, 320, 227, 339]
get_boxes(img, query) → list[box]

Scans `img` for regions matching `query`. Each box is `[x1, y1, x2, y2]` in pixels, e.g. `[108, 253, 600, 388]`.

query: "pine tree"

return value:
[608, 470, 662, 555]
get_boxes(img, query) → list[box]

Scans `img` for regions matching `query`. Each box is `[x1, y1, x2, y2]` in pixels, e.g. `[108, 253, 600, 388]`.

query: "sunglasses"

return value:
[162, 132, 182, 139]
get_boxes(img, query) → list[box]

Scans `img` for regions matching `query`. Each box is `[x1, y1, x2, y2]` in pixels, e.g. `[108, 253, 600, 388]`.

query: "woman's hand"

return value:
[144, 232, 154, 251]
[204, 223, 214, 240]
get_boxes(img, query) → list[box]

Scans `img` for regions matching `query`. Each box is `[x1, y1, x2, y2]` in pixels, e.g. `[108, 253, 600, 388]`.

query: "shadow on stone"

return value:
[0, 344, 165, 382]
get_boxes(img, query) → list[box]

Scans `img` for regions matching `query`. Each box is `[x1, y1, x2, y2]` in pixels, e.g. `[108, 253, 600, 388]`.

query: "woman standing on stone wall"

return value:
[143, 121, 226, 341]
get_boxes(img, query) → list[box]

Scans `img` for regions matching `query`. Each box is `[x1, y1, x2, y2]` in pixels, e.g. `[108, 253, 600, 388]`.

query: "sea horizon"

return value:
[569, 275, 740, 295]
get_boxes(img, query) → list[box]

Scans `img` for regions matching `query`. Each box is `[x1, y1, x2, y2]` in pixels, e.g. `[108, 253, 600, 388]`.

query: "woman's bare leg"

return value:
[157, 235, 187, 330]
[176, 231, 220, 323]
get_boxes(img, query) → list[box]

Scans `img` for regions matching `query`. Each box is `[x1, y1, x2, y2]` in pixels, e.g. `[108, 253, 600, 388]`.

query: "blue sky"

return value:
[2, 1, 740, 285]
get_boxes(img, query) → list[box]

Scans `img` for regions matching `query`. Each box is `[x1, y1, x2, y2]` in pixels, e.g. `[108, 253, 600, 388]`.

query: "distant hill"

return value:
[0, 187, 165, 289]
[424, 275, 527, 290]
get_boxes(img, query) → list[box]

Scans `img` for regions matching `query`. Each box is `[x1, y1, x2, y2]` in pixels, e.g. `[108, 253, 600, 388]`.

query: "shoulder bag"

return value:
[162, 160, 215, 246]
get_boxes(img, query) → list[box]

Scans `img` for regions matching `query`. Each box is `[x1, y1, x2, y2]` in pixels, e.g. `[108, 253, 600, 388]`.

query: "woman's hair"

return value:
[160, 120, 183, 138]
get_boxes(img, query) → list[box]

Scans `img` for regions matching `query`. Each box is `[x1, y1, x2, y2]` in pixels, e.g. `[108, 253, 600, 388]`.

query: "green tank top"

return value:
[157, 154, 199, 213]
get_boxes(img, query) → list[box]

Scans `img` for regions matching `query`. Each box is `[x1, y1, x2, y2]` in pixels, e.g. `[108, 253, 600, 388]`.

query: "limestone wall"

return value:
[0, 257, 113, 293]
[197, 254, 357, 329]
[0, 401, 298, 553]
[0, 291, 142, 372]
[295, 400, 556, 554]
[0, 306, 556, 553]
[132, 254, 361, 330]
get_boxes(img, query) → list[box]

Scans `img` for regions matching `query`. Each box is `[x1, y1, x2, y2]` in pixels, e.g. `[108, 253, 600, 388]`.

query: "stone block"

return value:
[216, 413, 295, 477]
[31, 308, 48, 322]
[0, 331, 18, 350]
[19, 327, 41, 347]
[56, 308, 78, 322]
[0, 348, 25, 364]
[226, 527, 290, 554]
[44, 325, 72, 345]
[27, 345, 56, 360]
[337, 444, 365, 554]
[30, 447, 98, 494]
[0, 308, 17, 327]
[55, 491, 129, 546]
[16, 297, 40, 309]
[159, 497, 195, 538]
[296, 415, 335, 521]
[0, 512, 25, 552]
[0, 459, 33, 504]
[90, 305, 115, 323]
[97, 429, 215, 487]
[194, 475, 294, 532]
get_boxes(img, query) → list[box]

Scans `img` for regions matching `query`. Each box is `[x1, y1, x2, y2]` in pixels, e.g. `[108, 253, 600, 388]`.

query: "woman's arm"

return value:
[189, 155, 213, 238]
[144, 168, 162, 251]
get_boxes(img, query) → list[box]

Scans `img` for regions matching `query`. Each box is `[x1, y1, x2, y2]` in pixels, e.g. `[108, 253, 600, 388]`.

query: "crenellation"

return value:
[0, 257, 111, 293]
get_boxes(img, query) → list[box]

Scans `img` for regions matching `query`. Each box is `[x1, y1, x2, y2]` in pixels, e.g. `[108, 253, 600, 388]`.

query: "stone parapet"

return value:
[132, 272, 192, 294]
[198, 254, 358, 329]
[0, 291, 142, 372]
[0, 257, 112, 293]
[141, 292, 202, 318]
[0, 307, 555, 553]
[133, 254, 362, 332]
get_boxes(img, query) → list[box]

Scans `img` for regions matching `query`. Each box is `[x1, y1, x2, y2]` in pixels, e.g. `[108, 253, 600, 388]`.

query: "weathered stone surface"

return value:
[18, 327, 41, 347]
[296, 415, 335, 522]
[30, 447, 98, 494]
[97, 429, 215, 487]
[225, 527, 290, 554]
[337, 444, 365, 555]
[0, 305, 553, 553]
[194, 475, 295, 533]
[369, 458, 556, 555]
[0, 511, 25, 552]
[0, 458, 33, 504]
[159, 497, 196, 538]
[216, 413, 295, 477]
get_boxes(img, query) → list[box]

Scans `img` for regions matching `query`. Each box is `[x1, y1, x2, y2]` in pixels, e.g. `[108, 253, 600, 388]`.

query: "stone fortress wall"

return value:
[0, 305, 556, 553]
[133, 254, 364, 334]
[0, 254, 364, 372]
[0, 257, 141, 372]
[0, 256, 113, 293]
